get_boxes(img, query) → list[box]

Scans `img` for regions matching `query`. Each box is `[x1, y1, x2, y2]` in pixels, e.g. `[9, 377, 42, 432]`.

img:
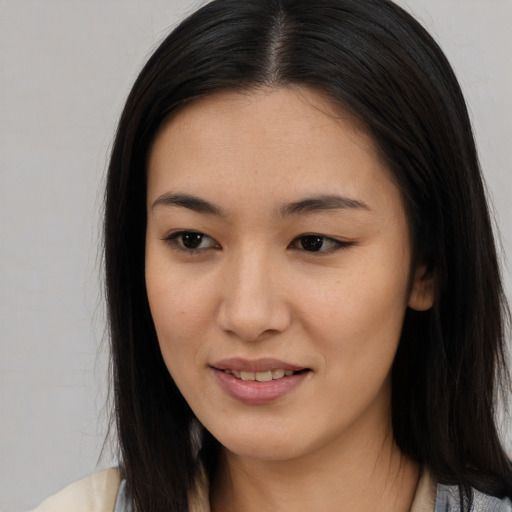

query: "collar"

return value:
[188, 466, 437, 512]
[410, 467, 437, 512]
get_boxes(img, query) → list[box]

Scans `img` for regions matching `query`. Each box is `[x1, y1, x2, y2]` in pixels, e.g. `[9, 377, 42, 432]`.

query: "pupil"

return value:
[182, 233, 203, 249]
[301, 236, 323, 251]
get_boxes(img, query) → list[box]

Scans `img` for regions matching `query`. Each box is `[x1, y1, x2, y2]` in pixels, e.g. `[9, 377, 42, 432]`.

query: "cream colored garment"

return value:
[31, 468, 121, 512]
[32, 465, 436, 512]
[410, 468, 437, 512]
[188, 466, 437, 512]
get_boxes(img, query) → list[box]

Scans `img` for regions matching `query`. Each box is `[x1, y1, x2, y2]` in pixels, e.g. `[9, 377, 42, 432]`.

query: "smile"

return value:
[223, 369, 299, 382]
[213, 366, 311, 405]
[211, 358, 311, 403]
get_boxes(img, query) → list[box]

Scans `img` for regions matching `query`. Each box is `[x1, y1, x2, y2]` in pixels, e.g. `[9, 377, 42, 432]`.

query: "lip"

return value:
[211, 357, 305, 373]
[210, 358, 310, 405]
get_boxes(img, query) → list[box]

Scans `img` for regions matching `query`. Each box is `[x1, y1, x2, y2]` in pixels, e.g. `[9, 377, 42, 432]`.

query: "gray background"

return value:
[1, 1, 511, 510]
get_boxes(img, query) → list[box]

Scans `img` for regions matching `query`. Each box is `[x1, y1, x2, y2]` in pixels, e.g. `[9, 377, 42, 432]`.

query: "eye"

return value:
[163, 230, 220, 252]
[289, 234, 353, 253]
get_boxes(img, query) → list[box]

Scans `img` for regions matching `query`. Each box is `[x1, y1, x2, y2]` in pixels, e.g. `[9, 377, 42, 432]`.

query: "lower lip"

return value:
[212, 368, 309, 405]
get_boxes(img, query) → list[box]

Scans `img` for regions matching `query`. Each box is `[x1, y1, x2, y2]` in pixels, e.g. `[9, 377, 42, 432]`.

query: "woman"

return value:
[34, 0, 512, 511]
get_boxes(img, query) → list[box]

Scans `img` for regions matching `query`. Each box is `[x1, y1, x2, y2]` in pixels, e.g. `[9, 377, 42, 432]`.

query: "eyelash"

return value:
[162, 230, 354, 255]
[163, 231, 220, 253]
[288, 234, 354, 254]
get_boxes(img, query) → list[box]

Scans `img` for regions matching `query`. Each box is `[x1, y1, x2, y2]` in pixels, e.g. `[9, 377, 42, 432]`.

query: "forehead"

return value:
[151, 86, 375, 158]
[146, 86, 400, 216]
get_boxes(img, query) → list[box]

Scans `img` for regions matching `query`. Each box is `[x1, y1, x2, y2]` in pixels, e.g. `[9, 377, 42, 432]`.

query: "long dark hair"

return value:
[104, 0, 512, 510]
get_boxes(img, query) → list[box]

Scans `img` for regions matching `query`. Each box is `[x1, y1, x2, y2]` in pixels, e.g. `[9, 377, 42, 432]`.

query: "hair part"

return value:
[104, 1, 512, 510]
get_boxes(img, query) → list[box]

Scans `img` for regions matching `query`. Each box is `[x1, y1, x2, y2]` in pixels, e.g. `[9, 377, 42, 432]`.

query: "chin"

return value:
[207, 426, 311, 461]
[226, 442, 302, 461]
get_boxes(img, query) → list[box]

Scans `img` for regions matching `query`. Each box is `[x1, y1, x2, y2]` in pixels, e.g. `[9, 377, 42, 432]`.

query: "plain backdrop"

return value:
[1, 1, 511, 510]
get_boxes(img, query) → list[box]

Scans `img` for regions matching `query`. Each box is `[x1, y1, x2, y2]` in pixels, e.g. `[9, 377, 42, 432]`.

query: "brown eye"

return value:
[164, 231, 220, 253]
[181, 232, 204, 249]
[289, 234, 354, 254]
[300, 235, 325, 252]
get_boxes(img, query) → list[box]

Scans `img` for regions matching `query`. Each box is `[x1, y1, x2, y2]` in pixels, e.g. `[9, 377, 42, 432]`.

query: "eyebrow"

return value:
[152, 193, 224, 215]
[278, 194, 370, 217]
[151, 192, 370, 216]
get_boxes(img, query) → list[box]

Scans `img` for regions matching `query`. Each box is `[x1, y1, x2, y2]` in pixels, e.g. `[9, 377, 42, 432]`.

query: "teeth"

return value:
[272, 369, 285, 379]
[226, 369, 297, 381]
[255, 371, 273, 382]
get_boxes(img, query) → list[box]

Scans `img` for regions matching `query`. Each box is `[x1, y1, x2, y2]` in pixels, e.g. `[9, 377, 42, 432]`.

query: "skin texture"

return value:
[145, 87, 434, 512]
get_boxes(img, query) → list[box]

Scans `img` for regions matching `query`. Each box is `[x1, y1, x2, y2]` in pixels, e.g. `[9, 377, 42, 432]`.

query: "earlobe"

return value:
[408, 265, 435, 311]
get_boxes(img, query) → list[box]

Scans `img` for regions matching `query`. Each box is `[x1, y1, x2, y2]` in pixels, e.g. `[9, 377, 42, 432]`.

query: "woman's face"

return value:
[145, 87, 432, 461]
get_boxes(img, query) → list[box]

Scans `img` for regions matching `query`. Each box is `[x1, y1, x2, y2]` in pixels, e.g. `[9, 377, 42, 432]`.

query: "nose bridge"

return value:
[217, 241, 290, 341]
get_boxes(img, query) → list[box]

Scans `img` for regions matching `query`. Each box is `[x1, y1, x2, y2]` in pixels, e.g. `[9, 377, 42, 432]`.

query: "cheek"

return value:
[295, 256, 410, 367]
[146, 279, 215, 409]
[145, 254, 217, 374]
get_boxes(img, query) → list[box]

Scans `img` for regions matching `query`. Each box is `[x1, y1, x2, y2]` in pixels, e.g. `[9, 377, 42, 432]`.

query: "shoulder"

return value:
[436, 483, 512, 512]
[31, 468, 122, 512]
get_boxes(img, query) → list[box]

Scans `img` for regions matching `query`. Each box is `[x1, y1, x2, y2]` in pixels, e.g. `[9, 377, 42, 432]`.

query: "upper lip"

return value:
[211, 358, 306, 373]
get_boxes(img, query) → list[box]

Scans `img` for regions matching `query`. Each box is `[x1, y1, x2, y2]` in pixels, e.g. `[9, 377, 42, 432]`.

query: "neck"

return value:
[210, 419, 419, 512]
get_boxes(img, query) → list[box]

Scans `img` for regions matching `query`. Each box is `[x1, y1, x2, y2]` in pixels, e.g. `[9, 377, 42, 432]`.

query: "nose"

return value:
[216, 247, 291, 342]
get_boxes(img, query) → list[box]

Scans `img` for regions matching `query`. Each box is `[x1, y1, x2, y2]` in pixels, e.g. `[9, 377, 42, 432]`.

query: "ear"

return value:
[408, 264, 435, 311]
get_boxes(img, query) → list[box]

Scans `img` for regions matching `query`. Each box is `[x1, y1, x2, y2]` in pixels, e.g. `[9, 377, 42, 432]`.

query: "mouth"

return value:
[211, 359, 311, 404]
[222, 368, 310, 382]
[211, 358, 311, 387]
